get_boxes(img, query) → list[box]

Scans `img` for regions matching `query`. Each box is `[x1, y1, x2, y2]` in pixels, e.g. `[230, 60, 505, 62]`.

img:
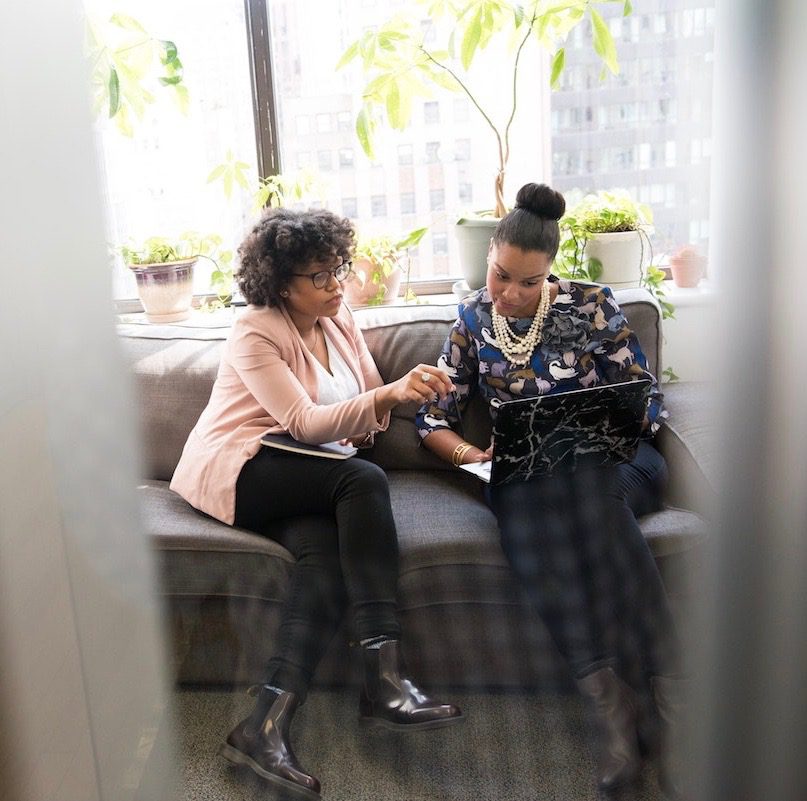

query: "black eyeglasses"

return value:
[291, 260, 352, 289]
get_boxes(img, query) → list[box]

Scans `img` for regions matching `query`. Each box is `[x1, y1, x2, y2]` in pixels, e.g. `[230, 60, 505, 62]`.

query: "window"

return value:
[424, 101, 440, 124]
[336, 111, 352, 132]
[317, 150, 333, 171]
[453, 98, 470, 123]
[342, 197, 358, 218]
[315, 113, 332, 133]
[458, 182, 473, 204]
[296, 115, 311, 135]
[432, 232, 448, 255]
[429, 189, 445, 212]
[454, 139, 471, 161]
[397, 144, 413, 166]
[425, 141, 440, 163]
[338, 148, 354, 168]
[370, 195, 387, 217]
[400, 192, 416, 214]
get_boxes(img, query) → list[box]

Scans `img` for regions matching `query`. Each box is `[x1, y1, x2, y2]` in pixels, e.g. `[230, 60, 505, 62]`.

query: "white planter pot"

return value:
[584, 230, 643, 290]
[129, 258, 197, 323]
[454, 217, 498, 290]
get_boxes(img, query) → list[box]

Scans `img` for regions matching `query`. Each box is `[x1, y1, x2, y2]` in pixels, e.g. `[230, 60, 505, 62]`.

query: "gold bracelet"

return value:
[452, 442, 474, 467]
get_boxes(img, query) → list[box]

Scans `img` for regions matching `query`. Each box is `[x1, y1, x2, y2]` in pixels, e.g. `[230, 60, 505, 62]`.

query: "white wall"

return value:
[0, 2, 177, 799]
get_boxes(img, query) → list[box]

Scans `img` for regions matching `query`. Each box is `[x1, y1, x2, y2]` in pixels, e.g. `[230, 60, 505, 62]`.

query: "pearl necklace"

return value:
[491, 281, 551, 367]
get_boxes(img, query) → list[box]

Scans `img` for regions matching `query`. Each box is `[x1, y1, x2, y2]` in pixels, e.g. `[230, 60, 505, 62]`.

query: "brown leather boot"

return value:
[576, 667, 641, 792]
[219, 686, 320, 798]
[652, 675, 691, 800]
[359, 640, 464, 731]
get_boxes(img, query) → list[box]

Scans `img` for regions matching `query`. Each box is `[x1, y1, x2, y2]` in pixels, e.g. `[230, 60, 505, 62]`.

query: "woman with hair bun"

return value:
[416, 182, 684, 797]
[171, 207, 463, 799]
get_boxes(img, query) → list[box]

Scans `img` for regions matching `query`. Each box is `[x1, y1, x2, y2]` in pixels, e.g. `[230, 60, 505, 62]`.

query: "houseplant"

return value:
[121, 232, 232, 322]
[555, 190, 675, 319]
[555, 189, 652, 289]
[338, 0, 628, 288]
[344, 227, 428, 307]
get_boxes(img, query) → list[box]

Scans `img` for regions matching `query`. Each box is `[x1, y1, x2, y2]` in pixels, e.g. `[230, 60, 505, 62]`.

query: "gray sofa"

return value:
[120, 288, 713, 690]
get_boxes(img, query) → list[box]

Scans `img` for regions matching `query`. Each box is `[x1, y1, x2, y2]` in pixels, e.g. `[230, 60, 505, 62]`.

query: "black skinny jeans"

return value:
[234, 449, 402, 702]
[486, 441, 680, 683]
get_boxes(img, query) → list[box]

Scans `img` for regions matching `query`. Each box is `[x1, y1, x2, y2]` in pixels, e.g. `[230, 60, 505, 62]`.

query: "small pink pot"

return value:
[669, 248, 705, 288]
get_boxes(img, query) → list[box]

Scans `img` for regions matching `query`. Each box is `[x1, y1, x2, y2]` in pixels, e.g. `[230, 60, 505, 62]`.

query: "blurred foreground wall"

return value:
[0, 2, 177, 800]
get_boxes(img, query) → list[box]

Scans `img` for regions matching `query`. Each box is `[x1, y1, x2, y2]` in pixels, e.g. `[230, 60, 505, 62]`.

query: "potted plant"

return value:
[338, 0, 627, 289]
[554, 189, 653, 290]
[344, 227, 428, 307]
[669, 245, 705, 288]
[121, 232, 232, 323]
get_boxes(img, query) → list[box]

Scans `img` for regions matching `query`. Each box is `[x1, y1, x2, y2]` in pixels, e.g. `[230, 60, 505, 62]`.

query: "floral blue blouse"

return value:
[415, 276, 667, 440]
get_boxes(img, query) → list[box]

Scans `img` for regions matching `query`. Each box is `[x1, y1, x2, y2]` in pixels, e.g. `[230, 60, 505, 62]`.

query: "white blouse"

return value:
[314, 331, 361, 405]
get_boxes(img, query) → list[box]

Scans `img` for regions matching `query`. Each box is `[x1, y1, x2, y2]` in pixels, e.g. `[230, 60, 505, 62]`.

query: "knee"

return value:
[341, 458, 390, 498]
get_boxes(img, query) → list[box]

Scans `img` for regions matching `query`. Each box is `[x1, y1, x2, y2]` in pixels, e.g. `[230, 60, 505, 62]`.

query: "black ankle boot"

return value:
[576, 667, 641, 793]
[219, 685, 320, 798]
[652, 675, 691, 800]
[359, 640, 464, 731]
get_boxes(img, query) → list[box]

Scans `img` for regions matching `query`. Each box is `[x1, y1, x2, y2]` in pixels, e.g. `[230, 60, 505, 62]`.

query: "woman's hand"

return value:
[375, 364, 455, 414]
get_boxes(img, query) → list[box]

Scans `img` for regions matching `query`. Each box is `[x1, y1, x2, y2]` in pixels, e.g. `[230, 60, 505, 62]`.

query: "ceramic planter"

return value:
[129, 258, 197, 323]
[669, 248, 705, 288]
[583, 230, 643, 290]
[342, 258, 403, 306]
[454, 217, 498, 290]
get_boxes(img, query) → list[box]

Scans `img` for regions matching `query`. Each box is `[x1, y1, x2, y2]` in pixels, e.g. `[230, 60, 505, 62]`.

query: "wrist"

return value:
[451, 441, 475, 467]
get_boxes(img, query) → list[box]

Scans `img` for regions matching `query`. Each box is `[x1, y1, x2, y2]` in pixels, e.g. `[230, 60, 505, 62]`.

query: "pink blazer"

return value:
[169, 302, 390, 524]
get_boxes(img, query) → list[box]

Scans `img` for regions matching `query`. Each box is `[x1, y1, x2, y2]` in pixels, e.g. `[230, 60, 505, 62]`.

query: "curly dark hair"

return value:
[237, 207, 355, 307]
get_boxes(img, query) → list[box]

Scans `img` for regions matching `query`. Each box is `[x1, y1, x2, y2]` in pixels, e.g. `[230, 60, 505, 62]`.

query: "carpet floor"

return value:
[173, 687, 663, 801]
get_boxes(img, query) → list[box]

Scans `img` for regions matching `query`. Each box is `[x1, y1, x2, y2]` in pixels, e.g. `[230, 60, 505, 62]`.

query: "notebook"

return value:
[261, 433, 357, 459]
[458, 379, 651, 485]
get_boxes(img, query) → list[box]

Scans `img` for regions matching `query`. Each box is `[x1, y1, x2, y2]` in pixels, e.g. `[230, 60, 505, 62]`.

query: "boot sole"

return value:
[358, 712, 465, 732]
[218, 743, 320, 799]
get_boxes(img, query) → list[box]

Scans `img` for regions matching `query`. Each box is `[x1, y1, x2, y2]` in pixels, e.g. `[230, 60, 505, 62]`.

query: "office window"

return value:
[432, 232, 448, 255]
[429, 189, 445, 212]
[336, 111, 352, 131]
[424, 101, 440, 124]
[454, 139, 471, 161]
[296, 115, 311, 135]
[400, 192, 416, 214]
[458, 182, 473, 204]
[425, 141, 440, 163]
[370, 195, 387, 217]
[397, 144, 413, 166]
[342, 196, 358, 218]
[453, 98, 470, 123]
[338, 148, 354, 168]
[317, 150, 333, 171]
[315, 113, 332, 133]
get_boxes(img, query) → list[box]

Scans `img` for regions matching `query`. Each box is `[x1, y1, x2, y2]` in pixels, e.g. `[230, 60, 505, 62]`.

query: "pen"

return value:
[450, 389, 466, 439]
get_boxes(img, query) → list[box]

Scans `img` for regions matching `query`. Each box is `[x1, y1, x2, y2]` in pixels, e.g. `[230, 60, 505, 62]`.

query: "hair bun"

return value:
[514, 183, 565, 221]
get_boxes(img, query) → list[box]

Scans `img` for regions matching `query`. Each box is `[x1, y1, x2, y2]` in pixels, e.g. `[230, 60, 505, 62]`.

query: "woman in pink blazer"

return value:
[171, 208, 463, 798]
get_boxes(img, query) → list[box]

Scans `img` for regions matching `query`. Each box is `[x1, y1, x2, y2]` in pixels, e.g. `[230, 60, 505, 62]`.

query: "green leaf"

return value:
[355, 106, 375, 160]
[589, 7, 619, 75]
[158, 75, 183, 86]
[460, 8, 483, 70]
[623, 0, 633, 16]
[335, 40, 359, 70]
[109, 13, 147, 33]
[107, 66, 120, 118]
[385, 79, 403, 128]
[550, 48, 565, 88]
[161, 40, 178, 64]
[587, 257, 603, 282]
[207, 165, 226, 183]
[395, 226, 429, 249]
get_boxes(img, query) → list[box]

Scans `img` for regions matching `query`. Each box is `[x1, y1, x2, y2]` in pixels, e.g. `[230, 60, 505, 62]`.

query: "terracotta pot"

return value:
[129, 258, 196, 323]
[343, 258, 403, 306]
[669, 248, 705, 288]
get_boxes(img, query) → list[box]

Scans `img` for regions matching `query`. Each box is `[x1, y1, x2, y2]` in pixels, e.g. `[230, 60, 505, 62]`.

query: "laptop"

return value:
[458, 379, 651, 486]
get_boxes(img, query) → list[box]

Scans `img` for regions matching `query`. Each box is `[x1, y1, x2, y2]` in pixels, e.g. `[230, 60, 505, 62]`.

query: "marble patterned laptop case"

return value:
[479, 379, 651, 486]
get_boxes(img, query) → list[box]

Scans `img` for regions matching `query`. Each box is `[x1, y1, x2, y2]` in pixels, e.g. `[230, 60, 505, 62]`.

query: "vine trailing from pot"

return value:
[554, 189, 675, 321]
